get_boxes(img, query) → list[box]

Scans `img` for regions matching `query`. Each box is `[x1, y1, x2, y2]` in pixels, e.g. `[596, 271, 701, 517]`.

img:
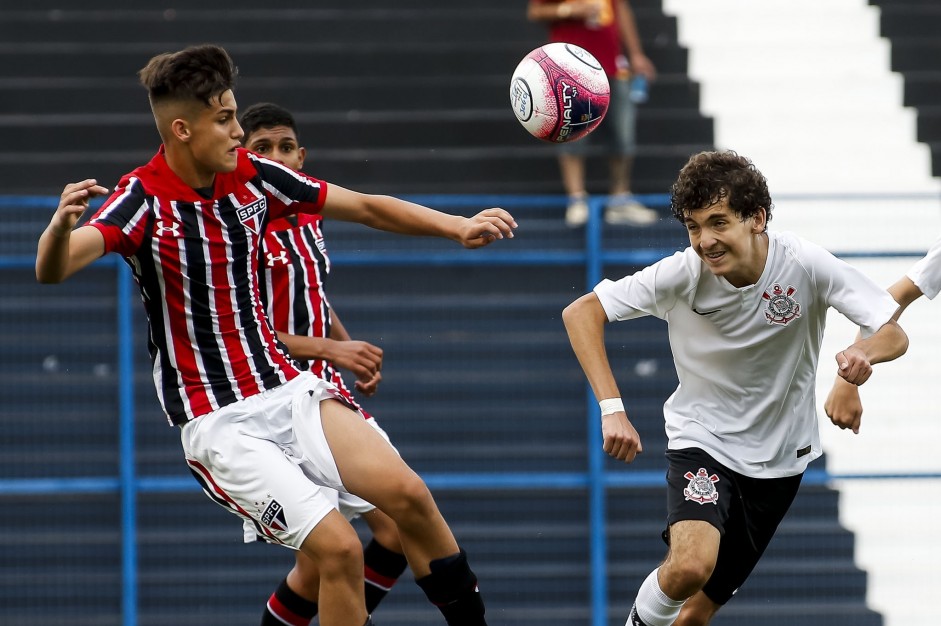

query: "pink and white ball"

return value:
[509, 42, 610, 143]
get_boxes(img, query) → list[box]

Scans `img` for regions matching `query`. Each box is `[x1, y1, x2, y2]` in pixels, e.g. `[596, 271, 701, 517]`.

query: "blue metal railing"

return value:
[3, 192, 938, 626]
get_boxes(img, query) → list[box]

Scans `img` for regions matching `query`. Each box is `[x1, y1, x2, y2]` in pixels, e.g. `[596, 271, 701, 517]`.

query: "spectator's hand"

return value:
[835, 347, 873, 385]
[458, 208, 517, 248]
[566, 0, 601, 22]
[52, 179, 108, 236]
[824, 377, 863, 434]
[329, 340, 383, 383]
[630, 53, 657, 80]
[602, 411, 643, 463]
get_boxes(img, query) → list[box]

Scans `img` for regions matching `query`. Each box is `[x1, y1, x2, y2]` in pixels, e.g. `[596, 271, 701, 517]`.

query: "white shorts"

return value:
[240, 416, 395, 543]
[181, 372, 378, 550]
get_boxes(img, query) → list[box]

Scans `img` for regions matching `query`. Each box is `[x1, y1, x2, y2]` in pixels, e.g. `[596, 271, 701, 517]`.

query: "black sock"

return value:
[261, 577, 318, 626]
[415, 548, 486, 626]
[364, 538, 409, 613]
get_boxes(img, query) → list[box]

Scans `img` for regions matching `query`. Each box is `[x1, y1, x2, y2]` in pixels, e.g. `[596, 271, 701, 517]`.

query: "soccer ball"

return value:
[509, 42, 610, 143]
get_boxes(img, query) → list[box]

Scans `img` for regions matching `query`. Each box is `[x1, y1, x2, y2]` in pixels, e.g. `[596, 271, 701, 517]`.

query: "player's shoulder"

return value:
[242, 148, 293, 177]
[644, 247, 701, 294]
[119, 149, 197, 202]
[772, 230, 832, 265]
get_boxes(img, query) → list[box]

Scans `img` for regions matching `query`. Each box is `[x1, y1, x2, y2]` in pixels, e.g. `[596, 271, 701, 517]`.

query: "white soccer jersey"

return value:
[594, 231, 899, 478]
[907, 234, 941, 300]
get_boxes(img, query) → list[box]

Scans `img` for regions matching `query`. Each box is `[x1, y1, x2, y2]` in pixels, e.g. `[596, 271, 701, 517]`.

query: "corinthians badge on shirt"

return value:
[762, 283, 802, 325]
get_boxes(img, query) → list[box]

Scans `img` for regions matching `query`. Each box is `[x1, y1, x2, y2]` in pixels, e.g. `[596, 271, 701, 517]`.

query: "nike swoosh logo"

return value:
[692, 308, 721, 315]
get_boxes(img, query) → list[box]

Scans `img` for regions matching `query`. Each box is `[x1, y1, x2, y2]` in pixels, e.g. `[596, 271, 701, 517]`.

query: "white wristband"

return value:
[599, 398, 625, 416]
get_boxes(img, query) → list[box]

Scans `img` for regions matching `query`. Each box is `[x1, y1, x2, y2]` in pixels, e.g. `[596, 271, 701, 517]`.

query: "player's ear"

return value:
[753, 207, 767, 233]
[297, 146, 306, 170]
[171, 118, 192, 143]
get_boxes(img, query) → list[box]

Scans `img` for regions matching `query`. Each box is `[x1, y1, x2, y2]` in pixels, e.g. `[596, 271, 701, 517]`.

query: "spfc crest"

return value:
[762, 283, 801, 325]
[260, 498, 288, 532]
[684, 468, 720, 505]
[235, 196, 267, 235]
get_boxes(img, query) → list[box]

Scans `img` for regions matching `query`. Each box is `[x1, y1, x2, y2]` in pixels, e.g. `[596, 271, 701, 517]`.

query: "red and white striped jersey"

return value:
[259, 215, 371, 420]
[88, 147, 327, 425]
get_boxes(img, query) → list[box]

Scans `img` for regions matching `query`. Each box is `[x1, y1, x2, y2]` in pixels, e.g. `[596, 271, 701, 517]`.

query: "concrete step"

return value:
[0, 42, 692, 79]
[0, 145, 704, 195]
[0, 109, 713, 151]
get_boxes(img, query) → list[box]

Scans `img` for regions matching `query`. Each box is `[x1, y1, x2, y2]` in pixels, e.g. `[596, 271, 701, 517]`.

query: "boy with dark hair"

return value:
[239, 101, 407, 625]
[37, 44, 514, 626]
[562, 150, 907, 625]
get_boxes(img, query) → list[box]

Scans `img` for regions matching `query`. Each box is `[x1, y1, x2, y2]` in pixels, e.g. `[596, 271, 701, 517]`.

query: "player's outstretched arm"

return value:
[320, 185, 517, 248]
[562, 293, 643, 463]
[36, 180, 108, 284]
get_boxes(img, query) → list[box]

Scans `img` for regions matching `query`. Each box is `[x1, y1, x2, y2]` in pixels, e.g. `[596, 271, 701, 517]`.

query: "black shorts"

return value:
[663, 447, 803, 605]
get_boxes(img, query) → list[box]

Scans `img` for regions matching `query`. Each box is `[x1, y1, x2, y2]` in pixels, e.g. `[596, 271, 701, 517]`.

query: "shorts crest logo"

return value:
[261, 499, 288, 532]
[684, 468, 720, 505]
[762, 283, 801, 325]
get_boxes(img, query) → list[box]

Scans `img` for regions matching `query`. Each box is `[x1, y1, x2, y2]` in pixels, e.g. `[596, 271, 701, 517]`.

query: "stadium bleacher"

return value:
[0, 1, 890, 624]
[871, 0, 941, 177]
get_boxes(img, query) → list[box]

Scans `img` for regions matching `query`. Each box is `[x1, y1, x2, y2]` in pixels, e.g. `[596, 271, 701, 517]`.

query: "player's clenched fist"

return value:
[824, 379, 863, 434]
[835, 346, 873, 386]
[602, 412, 643, 463]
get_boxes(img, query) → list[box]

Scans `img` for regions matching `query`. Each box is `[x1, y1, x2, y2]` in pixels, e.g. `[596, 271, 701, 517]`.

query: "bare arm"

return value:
[826, 277, 921, 432]
[887, 276, 924, 319]
[527, 0, 600, 23]
[328, 310, 383, 396]
[562, 292, 643, 463]
[616, 0, 656, 78]
[274, 310, 383, 397]
[834, 319, 908, 385]
[319, 185, 516, 249]
[826, 317, 908, 433]
[36, 180, 109, 283]
[329, 310, 353, 342]
[332, 312, 383, 397]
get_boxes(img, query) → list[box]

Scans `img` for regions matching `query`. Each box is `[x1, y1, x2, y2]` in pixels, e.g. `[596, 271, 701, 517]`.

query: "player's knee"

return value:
[385, 473, 436, 521]
[317, 531, 363, 577]
[303, 516, 363, 576]
[662, 559, 714, 598]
